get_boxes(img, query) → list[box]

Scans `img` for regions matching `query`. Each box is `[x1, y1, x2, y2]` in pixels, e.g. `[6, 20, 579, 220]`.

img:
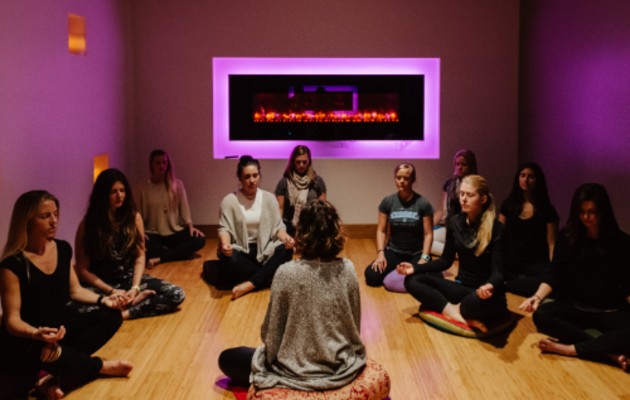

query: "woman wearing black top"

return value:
[498, 163, 558, 296]
[0, 191, 132, 399]
[399, 175, 507, 333]
[520, 184, 630, 370]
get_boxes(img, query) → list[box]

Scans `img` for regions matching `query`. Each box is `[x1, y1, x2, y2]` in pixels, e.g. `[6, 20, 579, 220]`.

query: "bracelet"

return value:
[132, 285, 141, 294]
[96, 295, 104, 306]
[107, 287, 114, 295]
[377, 249, 384, 253]
[532, 295, 542, 302]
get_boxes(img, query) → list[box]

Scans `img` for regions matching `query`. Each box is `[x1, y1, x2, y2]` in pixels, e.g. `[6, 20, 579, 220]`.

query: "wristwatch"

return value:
[421, 254, 431, 262]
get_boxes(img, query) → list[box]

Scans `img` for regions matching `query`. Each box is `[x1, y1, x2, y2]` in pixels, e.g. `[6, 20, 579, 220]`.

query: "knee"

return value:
[364, 267, 382, 287]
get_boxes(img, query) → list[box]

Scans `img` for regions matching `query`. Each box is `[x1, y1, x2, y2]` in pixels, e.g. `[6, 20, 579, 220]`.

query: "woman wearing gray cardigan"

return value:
[211, 156, 294, 300]
[218, 200, 366, 391]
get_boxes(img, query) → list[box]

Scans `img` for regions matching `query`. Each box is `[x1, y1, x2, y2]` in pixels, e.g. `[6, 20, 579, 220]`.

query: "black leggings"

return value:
[145, 230, 205, 263]
[0, 306, 122, 396]
[533, 300, 630, 362]
[405, 273, 507, 321]
[218, 346, 256, 387]
[217, 244, 293, 289]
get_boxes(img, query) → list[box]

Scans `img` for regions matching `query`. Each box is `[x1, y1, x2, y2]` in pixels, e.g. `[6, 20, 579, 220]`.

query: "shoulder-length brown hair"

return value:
[294, 200, 346, 260]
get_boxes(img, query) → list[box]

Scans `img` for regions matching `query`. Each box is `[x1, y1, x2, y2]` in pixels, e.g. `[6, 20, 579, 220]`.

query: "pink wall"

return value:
[129, 0, 520, 225]
[0, 0, 131, 243]
[520, 0, 630, 230]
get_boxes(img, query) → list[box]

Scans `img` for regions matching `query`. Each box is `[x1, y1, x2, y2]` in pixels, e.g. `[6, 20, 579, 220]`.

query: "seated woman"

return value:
[275, 145, 327, 237]
[136, 149, 206, 268]
[364, 163, 434, 292]
[432, 149, 478, 256]
[210, 155, 293, 300]
[218, 200, 367, 391]
[75, 168, 185, 320]
[520, 183, 630, 370]
[0, 191, 132, 399]
[498, 163, 558, 296]
[399, 175, 507, 332]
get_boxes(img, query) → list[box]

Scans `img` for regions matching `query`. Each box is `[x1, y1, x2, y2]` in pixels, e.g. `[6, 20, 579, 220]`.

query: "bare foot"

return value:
[231, 281, 255, 300]
[466, 319, 488, 333]
[608, 354, 628, 371]
[147, 258, 160, 269]
[131, 289, 156, 306]
[442, 303, 467, 324]
[33, 375, 64, 400]
[100, 360, 134, 377]
[538, 338, 577, 356]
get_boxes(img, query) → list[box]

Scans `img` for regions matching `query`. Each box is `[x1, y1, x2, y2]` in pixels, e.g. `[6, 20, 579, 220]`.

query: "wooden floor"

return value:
[63, 239, 629, 400]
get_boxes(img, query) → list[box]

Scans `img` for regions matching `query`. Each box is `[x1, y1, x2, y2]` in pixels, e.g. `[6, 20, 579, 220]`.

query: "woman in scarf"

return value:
[275, 145, 327, 236]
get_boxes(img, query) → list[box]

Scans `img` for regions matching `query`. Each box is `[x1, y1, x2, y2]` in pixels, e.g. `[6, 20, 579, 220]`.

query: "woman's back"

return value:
[251, 257, 366, 391]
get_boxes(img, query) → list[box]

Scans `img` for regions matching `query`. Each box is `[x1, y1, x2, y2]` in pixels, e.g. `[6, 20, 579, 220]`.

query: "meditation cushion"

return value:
[246, 358, 390, 400]
[382, 270, 407, 293]
[418, 310, 513, 338]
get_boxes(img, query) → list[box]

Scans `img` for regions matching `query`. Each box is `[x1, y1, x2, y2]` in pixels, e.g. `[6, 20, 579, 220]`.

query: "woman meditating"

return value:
[365, 162, 434, 292]
[75, 168, 185, 320]
[218, 200, 367, 391]
[499, 162, 558, 296]
[399, 175, 507, 332]
[209, 155, 294, 300]
[0, 191, 132, 399]
[519, 183, 630, 370]
[275, 145, 327, 236]
[136, 149, 205, 268]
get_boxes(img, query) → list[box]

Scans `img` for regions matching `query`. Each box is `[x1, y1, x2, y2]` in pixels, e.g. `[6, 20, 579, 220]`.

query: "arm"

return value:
[75, 220, 119, 295]
[546, 221, 558, 262]
[519, 282, 553, 312]
[419, 215, 433, 264]
[276, 194, 286, 215]
[498, 213, 506, 224]
[127, 213, 147, 298]
[69, 263, 128, 309]
[0, 269, 64, 343]
[433, 191, 447, 226]
[178, 180, 204, 238]
[399, 221, 455, 275]
[371, 212, 389, 272]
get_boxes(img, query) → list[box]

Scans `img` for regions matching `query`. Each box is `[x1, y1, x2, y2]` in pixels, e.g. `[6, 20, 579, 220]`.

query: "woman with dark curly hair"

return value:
[499, 162, 559, 296]
[75, 168, 185, 320]
[218, 200, 367, 391]
[520, 183, 630, 370]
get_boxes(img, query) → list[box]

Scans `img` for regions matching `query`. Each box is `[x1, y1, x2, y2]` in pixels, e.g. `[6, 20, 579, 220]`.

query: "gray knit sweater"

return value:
[251, 258, 366, 391]
[218, 189, 286, 263]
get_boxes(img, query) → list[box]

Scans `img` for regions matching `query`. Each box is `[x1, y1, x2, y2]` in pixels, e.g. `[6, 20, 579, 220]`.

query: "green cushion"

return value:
[418, 310, 513, 338]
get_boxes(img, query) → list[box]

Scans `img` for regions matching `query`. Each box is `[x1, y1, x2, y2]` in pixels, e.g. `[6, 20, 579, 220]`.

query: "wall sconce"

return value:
[68, 14, 86, 55]
[93, 154, 109, 182]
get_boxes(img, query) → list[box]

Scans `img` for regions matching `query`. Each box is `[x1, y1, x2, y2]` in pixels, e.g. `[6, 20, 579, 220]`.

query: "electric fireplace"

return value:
[229, 75, 424, 141]
[213, 58, 440, 159]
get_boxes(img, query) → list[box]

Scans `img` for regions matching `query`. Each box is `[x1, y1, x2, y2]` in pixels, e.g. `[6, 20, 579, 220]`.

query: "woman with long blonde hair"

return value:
[0, 191, 132, 399]
[398, 174, 507, 333]
[136, 149, 205, 268]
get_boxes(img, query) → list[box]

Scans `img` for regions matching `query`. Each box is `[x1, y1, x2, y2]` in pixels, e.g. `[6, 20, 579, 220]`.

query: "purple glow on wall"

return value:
[213, 57, 440, 159]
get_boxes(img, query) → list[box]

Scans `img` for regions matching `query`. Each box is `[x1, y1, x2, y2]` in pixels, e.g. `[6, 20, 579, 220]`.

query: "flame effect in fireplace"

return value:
[253, 111, 399, 123]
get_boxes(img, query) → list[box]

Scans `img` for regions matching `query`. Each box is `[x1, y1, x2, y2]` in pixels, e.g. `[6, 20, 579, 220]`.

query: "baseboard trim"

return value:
[197, 224, 376, 239]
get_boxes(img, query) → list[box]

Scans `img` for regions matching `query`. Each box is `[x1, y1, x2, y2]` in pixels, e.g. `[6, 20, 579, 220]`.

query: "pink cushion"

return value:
[247, 359, 390, 400]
